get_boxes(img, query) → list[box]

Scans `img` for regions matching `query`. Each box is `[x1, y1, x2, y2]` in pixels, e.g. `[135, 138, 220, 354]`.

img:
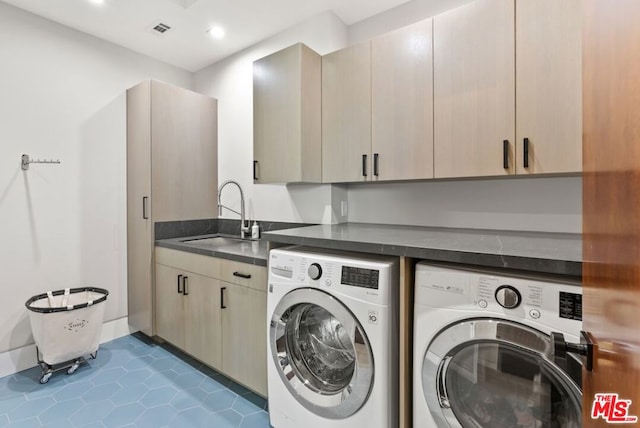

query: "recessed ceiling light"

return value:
[208, 26, 225, 39]
[88, 0, 105, 4]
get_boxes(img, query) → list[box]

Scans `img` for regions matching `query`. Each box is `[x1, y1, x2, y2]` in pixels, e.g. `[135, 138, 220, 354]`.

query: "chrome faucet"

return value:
[217, 179, 251, 239]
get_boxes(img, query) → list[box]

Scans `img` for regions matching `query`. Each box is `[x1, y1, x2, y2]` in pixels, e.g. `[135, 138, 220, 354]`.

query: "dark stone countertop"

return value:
[156, 234, 269, 266]
[263, 223, 582, 277]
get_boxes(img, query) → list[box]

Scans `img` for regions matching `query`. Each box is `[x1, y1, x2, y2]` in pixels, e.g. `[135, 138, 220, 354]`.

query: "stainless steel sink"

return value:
[181, 236, 247, 246]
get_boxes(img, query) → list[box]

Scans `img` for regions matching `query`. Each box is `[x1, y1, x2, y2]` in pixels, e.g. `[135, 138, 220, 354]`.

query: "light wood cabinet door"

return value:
[372, 19, 434, 181]
[434, 0, 515, 178]
[516, 0, 582, 174]
[253, 44, 321, 184]
[151, 80, 218, 222]
[184, 273, 223, 371]
[127, 81, 153, 337]
[322, 42, 372, 183]
[154, 263, 185, 349]
[221, 282, 268, 396]
[219, 258, 267, 292]
[127, 81, 217, 336]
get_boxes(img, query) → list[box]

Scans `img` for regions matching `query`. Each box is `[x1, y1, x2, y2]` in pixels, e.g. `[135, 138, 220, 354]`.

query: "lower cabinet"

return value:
[221, 281, 267, 395]
[154, 247, 267, 396]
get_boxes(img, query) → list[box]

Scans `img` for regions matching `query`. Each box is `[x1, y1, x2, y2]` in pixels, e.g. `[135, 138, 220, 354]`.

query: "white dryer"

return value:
[414, 262, 584, 428]
[267, 247, 398, 428]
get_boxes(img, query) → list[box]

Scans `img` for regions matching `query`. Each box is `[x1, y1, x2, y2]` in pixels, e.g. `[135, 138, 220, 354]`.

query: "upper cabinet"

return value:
[322, 22, 434, 184]
[515, 0, 582, 174]
[433, 0, 582, 179]
[150, 81, 218, 221]
[433, 0, 516, 179]
[127, 80, 217, 336]
[253, 43, 321, 184]
[254, 0, 582, 184]
[322, 42, 372, 183]
[372, 19, 434, 181]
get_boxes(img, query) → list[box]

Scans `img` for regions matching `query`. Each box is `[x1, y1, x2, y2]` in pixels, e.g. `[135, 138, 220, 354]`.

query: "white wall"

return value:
[348, 177, 581, 233]
[0, 2, 191, 355]
[194, 11, 349, 225]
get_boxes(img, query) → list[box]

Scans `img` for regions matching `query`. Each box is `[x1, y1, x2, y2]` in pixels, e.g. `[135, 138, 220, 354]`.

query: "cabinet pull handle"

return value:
[253, 160, 258, 181]
[142, 196, 149, 219]
[183, 276, 188, 296]
[503, 140, 509, 169]
[221, 287, 226, 309]
[233, 272, 251, 279]
[523, 138, 530, 168]
[362, 154, 368, 177]
[177, 274, 183, 294]
[373, 153, 379, 177]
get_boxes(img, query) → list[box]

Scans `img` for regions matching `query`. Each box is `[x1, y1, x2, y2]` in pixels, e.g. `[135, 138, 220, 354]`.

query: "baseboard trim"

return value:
[0, 317, 135, 379]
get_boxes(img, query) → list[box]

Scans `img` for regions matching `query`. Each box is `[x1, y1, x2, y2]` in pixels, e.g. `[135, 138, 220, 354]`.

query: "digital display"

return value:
[559, 292, 582, 321]
[341, 266, 379, 289]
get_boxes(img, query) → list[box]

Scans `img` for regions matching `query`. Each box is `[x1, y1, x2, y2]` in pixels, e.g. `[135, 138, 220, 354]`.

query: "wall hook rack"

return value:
[21, 154, 61, 171]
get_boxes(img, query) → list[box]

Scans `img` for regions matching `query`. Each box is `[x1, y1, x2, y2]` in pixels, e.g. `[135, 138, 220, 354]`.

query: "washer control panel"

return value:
[269, 248, 397, 305]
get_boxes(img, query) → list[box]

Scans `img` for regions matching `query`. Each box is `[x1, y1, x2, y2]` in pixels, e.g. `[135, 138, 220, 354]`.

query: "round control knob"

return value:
[307, 263, 323, 280]
[495, 285, 522, 309]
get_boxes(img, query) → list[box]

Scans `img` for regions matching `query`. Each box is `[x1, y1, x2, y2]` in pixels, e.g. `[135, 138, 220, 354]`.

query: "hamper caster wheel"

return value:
[67, 363, 80, 375]
[39, 372, 52, 384]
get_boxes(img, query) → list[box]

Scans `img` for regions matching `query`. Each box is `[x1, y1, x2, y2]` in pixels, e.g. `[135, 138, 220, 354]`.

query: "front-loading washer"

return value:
[267, 246, 399, 428]
[414, 262, 584, 428]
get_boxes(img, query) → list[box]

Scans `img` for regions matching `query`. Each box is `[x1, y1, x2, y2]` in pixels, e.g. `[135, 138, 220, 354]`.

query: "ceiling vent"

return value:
[147, 21, 173, 36]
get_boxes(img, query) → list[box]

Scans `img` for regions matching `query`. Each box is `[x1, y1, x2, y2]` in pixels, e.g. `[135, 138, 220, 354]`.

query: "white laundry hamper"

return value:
[25, 287, 109, 383]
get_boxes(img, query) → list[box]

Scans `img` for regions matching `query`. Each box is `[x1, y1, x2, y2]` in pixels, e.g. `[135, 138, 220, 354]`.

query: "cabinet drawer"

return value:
[155, 247, 220, 278]
[219, 259, 267, 292]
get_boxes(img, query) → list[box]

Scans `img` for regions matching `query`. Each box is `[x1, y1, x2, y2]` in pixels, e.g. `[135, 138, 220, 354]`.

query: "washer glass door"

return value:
[270, 288, 374, 419]
[422, 318, 582, 428]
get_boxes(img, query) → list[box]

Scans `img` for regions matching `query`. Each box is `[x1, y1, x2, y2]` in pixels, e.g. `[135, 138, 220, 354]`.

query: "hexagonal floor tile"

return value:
[8, 396, 54, 422]
[0, 334, 272, 428]
[102, 402, 145, 428]
[38, 398, 82, 426]
[82, 382, 122, 403]
[53, 380, 95, 402]
[140, 385, 178, 408]
[123, 355, 155, 371]
[143, 371, 177, 389]
[170, 387, 208, 411]
[203, 390, 237, 413]
[5, 417, 40, 428]
[110, 383, 149, 406]
[135, 404, 177, 428]
[91, 368, 126, 386]
[210, 409, 243, 428]
[173, 372, 205, 390]
[148, 357, 176, 372]
[171, 406, 211, 427]
[117, 368, 152, 387]
[68, 400, 114, 426]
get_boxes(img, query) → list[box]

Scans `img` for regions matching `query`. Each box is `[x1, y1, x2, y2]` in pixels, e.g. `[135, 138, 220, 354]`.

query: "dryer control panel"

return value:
[415, 262, 582, 333]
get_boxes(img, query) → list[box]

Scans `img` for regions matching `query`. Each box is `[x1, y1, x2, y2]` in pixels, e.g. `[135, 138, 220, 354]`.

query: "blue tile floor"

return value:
[0, 333, 270, 428]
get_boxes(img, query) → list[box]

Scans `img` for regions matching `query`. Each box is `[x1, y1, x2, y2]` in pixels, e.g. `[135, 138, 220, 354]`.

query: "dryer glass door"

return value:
[270, 288, 374, 419]
[422, 319, 582, 428]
